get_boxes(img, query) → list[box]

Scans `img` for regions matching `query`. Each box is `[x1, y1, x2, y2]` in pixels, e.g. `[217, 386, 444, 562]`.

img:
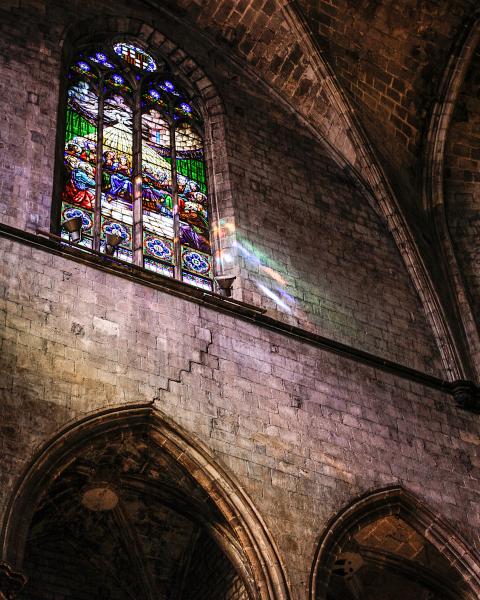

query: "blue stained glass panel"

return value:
[159, 80, 176, 93]
[182, 271, 213, 291]
[182, 247, 212, 277]
[105, 73, 132, 94]
[143, 233, 174, 263]
[144, 257, 174, 277]
[89, 52, 114, 68]
[100, 218, 133, 263]
[61, 204, 94, 236]
[148, 89, 160, 100]
[113, 43, 157, 72]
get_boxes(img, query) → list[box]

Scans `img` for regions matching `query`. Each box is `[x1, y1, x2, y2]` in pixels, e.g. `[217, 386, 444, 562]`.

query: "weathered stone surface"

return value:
[445, 47, 480, 333]
[1, 238, 480, 597]
[1, 0, 480, 598]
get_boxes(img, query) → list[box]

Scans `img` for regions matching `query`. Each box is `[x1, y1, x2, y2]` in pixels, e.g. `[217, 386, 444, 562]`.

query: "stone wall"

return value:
[1, 236, 480, 598]
[298, 0, 477, 209]
[0, 0, 444, 373]
[1, 1, 480, 599]
[221, 81, 442, 371]
[445, 47, 480, 330]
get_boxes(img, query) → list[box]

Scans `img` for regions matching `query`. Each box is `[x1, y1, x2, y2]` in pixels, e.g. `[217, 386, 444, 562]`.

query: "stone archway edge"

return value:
[148, 412, 292, 600]
[0, 403, 291, 600]
[308, 485, 480, 599]
[278, 0, 471, 382]
[423, 10, 480, 381]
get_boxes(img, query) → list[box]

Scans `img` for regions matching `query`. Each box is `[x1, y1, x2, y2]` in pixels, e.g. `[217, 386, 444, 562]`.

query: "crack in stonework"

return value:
[156, 332, 214, 395]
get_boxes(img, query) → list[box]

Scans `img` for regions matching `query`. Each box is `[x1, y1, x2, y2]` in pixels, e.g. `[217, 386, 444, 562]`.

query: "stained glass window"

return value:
[61, 68, 98, 250]
[113, 43, 157, 72]
[141, 108, 175, 277]
[59, 41, 213, 291]
[101, 90, 134, 263]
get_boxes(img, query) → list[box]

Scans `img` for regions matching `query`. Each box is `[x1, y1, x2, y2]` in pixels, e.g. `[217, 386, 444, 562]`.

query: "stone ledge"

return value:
[0, 221, 462, 398]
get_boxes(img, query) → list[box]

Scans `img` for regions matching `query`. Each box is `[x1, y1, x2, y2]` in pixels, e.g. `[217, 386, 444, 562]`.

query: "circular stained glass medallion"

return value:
[183, 250, 210, 275]
[112, 73, 124, 85]
[180, 102, 192, 114]
[113, 43, 157, 72]
[77, 61, 90, 72]
[145, 236, 173, 261]
[102, 221, 130, 244]
[90, 52, 114, 69]
[160, 80, 175, 92]
[63, 207, 92, 230]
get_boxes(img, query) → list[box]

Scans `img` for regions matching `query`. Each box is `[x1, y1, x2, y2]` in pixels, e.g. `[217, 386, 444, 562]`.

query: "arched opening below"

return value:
[17, 420, 249, 600]
[324, 514, 466, 599]
[311, 487, 480, 600]
[0, 406, 292, 599]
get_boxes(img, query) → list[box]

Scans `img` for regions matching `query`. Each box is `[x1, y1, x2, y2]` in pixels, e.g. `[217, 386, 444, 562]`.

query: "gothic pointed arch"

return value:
[309, 486, 480, 600]
[423, 9, 480, 382]
[0, 404, 290, 600]
[271, 0, 471, 382]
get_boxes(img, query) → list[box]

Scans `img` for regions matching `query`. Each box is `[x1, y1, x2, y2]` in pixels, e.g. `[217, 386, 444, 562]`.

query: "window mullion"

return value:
[93, 86, 104, 253]
[133, 89, 143, 267]
[170, 120, 181, 281]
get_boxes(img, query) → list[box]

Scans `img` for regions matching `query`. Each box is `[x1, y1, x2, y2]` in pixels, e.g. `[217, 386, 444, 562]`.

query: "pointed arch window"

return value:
[59, 41, 213, 291]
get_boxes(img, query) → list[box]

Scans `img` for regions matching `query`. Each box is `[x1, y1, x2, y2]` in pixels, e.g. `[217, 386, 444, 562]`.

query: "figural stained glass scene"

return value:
[60, 41, 212, 290]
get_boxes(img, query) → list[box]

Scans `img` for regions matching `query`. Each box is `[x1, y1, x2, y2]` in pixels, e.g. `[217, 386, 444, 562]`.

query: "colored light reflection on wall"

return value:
[233, 237, 297, 314]
[256, 282, 292, 313]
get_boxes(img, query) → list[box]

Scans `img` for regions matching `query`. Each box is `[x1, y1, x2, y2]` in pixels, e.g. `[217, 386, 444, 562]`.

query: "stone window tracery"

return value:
[58, 39, 213, 291]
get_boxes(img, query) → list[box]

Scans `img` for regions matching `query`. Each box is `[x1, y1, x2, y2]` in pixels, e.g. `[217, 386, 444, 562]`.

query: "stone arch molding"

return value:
[423, 9, 480, 381]
[0, 404, 291, 600]
[279, 0, 468, 382]
[309, 485, 480, 600]
[54, 12, 237, 278]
